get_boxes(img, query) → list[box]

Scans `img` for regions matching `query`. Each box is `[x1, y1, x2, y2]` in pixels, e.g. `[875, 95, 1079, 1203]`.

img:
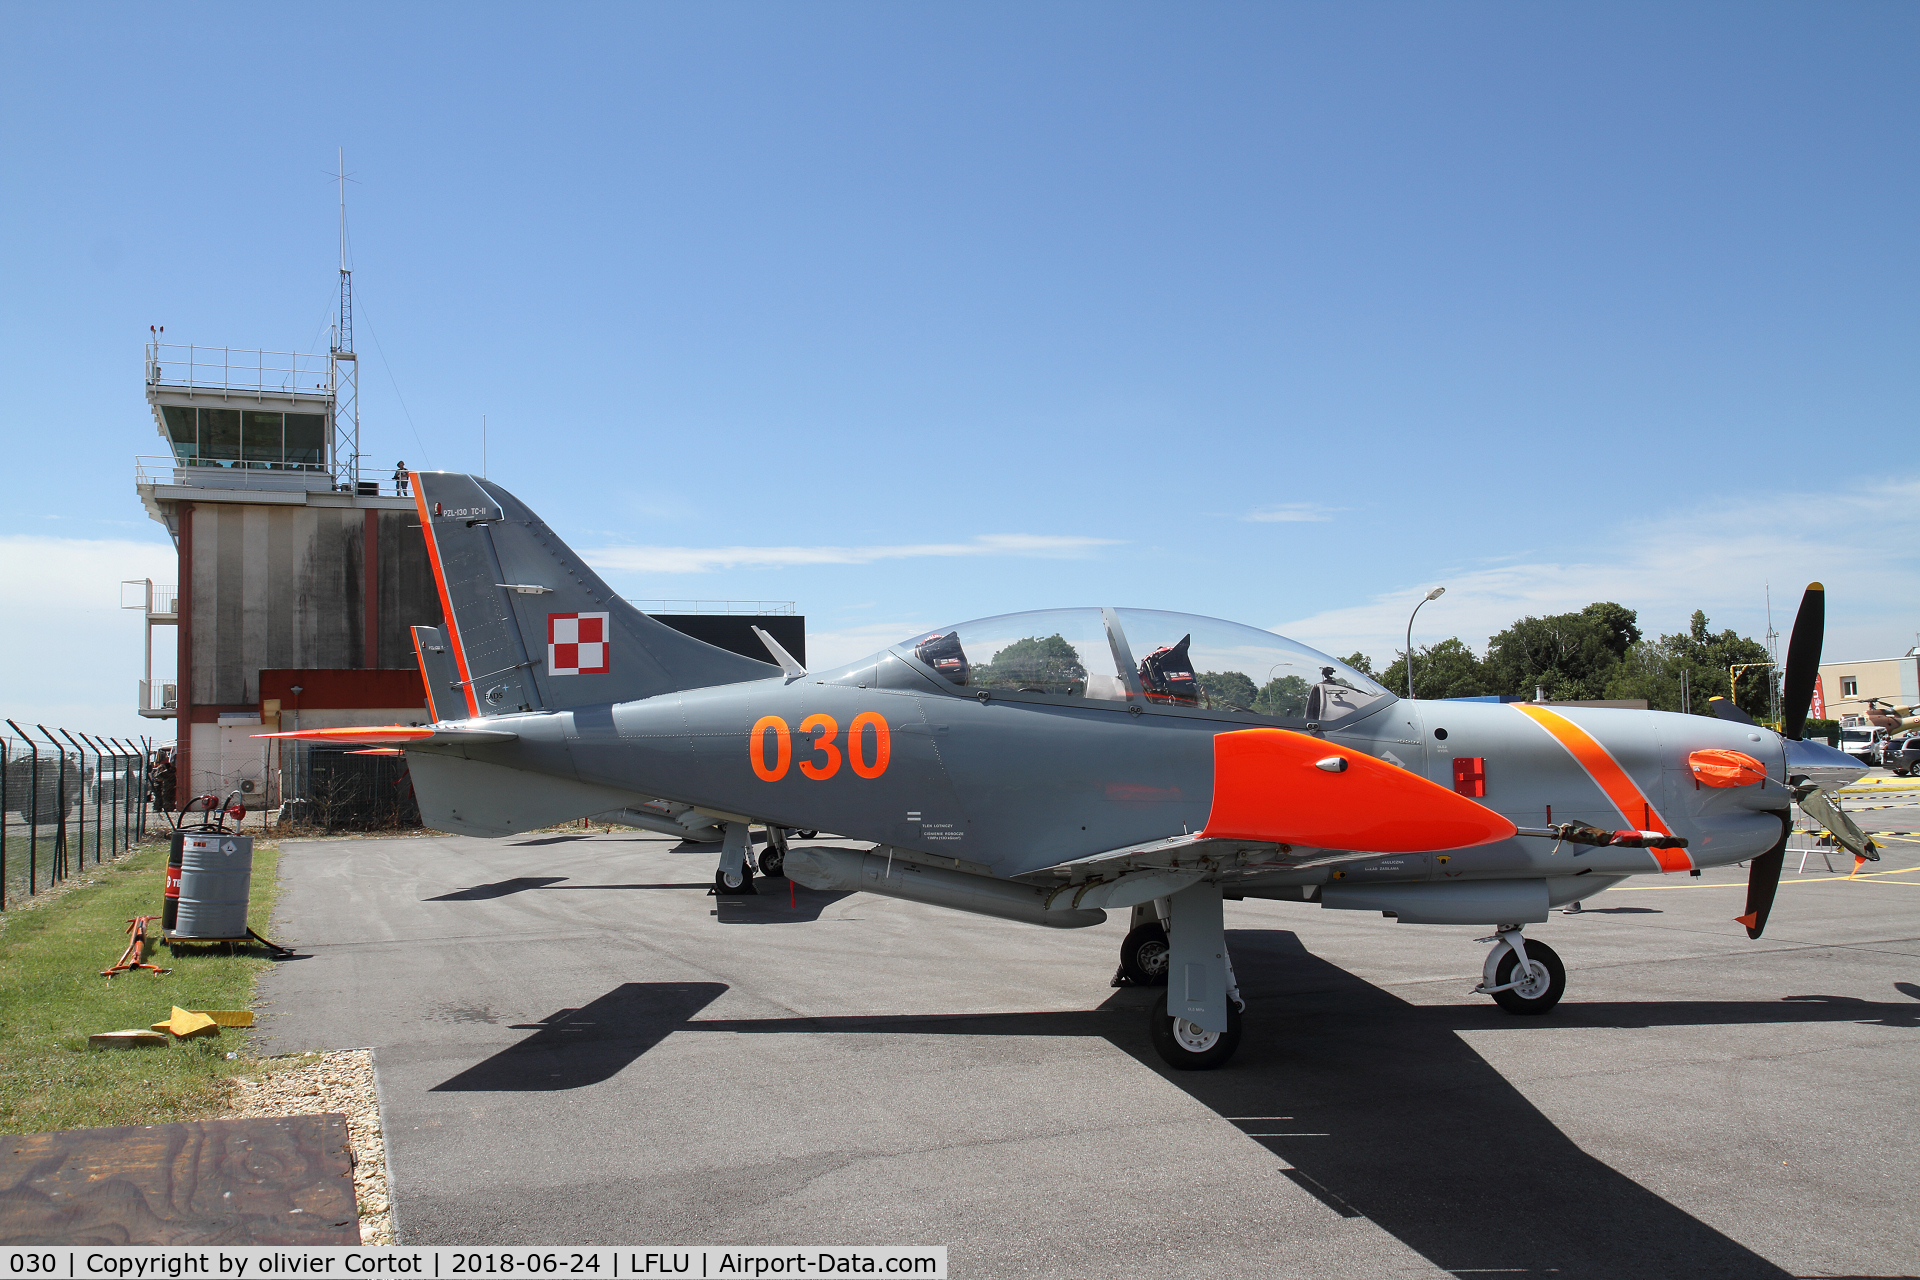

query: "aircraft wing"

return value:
[1017, 832, 1420, 887]
[253, 724, 519, 746]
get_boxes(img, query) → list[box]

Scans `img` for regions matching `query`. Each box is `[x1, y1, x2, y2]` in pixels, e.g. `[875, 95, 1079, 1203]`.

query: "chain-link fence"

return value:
[1, 721, 156, 911]
[279, 742, 421, 833]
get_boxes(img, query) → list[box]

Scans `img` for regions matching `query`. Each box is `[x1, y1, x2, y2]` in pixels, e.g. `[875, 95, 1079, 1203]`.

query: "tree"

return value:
[1256, 675, 1312, 717]
[1197, 670, 1258, 710]
[1341, 652, 1379, 679]
[1378, 637, 1495, 701]
[1604, 611, 1773, 717]
[978, 634, 1086, 692]
[1484, 602, 1642, 700]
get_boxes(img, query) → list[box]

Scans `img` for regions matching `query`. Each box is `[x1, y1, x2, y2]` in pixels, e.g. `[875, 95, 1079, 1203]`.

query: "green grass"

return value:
[0, 835, 282, 1135]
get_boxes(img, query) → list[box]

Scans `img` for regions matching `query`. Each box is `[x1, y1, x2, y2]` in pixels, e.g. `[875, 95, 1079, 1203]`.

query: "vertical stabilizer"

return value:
[409, 472, 775, 715]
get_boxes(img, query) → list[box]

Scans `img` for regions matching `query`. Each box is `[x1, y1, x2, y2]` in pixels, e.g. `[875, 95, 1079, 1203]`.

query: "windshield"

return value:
[894, 607, 1392, 724]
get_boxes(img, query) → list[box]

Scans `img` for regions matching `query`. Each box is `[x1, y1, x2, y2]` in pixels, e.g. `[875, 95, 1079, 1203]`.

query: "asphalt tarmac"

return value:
[258, 789, 1920, 1278]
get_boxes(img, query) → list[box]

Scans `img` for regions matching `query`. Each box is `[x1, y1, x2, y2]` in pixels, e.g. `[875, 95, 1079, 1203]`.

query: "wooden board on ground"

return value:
[0, 1114, 359, 1245]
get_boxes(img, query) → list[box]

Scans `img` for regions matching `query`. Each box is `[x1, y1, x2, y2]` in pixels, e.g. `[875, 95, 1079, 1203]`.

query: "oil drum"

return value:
[162, 831, 185, 931]
[171, 833, 253, 940]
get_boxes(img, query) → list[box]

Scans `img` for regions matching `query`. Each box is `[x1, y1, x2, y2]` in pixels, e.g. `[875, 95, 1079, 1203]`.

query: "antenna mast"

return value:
[330, 148, 360, 488]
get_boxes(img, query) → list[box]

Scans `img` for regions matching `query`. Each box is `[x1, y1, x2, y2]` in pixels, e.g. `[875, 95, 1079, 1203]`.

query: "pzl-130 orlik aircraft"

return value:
[267, 472, 1869, 1069]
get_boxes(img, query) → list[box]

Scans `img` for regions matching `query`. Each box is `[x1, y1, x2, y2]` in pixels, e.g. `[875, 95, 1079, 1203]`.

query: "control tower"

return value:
[134, 338, 439, 808]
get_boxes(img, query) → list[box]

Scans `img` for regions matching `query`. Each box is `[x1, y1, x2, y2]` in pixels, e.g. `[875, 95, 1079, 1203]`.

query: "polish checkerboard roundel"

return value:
[548, 612, 610, 676]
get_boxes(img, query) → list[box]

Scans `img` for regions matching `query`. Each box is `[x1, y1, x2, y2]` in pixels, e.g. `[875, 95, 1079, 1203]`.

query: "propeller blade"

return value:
[1779, 582, 1824, 741]
[1791, 780, 1880, 862]
[1734, 821, 1788, 939]
[1709, 696, 1756, 726]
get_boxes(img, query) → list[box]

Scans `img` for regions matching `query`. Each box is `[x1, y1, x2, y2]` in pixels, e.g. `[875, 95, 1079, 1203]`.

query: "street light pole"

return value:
[1406, 587, 1446, 699]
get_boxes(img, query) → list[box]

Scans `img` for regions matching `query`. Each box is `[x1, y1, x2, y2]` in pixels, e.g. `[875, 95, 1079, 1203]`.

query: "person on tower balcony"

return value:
[394, 462, 410, 496]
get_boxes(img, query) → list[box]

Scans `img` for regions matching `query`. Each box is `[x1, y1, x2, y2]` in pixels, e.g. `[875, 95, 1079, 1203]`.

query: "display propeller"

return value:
[1737, 583, 1833, 939]
[1779, 582, 1824, 741]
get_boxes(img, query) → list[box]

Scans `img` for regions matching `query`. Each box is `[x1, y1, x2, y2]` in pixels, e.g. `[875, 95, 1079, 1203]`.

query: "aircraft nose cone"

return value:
[1784, 736, 1869, 790]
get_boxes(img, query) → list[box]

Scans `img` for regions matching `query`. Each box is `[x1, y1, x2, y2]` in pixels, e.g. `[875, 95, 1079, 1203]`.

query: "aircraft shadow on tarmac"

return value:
[423, 875, 846, 920]
[429, 928, 1920, 1280]
[425, 876, 570, 901]
[432, 983, 728, 1091]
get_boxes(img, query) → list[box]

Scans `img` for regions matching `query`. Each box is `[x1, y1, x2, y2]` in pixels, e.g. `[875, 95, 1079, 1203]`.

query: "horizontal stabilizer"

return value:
[253, 724, 519, 745]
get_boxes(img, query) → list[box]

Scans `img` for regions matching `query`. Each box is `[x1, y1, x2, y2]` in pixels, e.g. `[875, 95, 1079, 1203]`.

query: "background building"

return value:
[1817, 648, 1920, 725]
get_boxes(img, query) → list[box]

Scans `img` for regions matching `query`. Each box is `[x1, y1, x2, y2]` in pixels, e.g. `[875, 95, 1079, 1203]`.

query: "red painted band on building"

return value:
[257, 669, 429, 711]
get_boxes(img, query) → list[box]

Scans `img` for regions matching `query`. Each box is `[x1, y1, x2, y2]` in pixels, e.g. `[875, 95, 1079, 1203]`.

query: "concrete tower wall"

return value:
[185, 503, 439, 707]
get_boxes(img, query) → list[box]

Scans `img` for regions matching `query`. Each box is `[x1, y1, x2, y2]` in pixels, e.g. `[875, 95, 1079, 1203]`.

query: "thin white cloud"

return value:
[1244, 504, 1336, 523]
[0, 535, 178, 742]
[1274, 478, 1920, 666]
[585, 533, 1120, 575]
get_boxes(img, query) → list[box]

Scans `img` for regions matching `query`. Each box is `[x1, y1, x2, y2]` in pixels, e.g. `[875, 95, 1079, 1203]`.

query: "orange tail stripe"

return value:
[412, 475, 480, 718]
[1513, 704, 1692, 872]
[256, 726, 434, 743]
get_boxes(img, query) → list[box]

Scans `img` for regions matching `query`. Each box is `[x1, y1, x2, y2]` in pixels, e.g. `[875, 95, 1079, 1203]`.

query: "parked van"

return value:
[1839, 725, 1887, 765]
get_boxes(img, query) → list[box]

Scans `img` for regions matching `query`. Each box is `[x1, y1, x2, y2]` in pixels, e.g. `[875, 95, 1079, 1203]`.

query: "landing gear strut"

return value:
[714, 821, 756, 896]
[1473, 926, 1565, 1014]
[1144, 883, 1245, 1071]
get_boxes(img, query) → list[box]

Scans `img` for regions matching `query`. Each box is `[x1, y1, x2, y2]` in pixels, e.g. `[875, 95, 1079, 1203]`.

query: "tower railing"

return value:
[146, 341, 334, 399]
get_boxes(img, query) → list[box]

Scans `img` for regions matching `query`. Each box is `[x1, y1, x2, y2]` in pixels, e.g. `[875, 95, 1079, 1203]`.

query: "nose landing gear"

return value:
[1473, 926, 1566, 1014]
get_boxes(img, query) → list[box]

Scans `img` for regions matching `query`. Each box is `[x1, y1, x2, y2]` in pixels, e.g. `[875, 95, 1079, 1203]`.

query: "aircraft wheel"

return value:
[793, 830, 818, 840]
[1491, 938, 1565, 1015]
[1147, 1001, 1242, 1070]
[756, 846, 785, 878]
[1119, 922, 1171, 986]
[714, 864, 755, 896]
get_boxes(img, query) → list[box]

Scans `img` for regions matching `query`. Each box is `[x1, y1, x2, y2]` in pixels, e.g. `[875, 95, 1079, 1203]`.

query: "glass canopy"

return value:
[893, 608, 1392, 724]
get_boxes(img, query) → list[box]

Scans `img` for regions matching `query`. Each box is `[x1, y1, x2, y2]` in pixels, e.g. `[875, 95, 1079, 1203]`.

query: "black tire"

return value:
[714, 864, 755, 896]
[756, 846, 785, 878]
[793, 830, 818, 840]
[1147, 1000, 1243, 1070]
[1491, 938, 1565, 1015]
[1119, 922, 1171, 986]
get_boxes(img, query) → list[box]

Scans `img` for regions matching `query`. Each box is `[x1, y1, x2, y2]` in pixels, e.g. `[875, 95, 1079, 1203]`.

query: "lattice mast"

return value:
[330, 148, 360, 486]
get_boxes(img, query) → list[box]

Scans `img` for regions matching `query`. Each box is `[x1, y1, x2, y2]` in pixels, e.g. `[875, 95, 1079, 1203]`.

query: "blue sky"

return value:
[3, 4, 1915, 739]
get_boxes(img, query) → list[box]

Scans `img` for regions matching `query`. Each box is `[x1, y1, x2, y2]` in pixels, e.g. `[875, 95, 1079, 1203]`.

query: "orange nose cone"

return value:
[1688, 748, 1768, 788]
[1198, 728, 1518, 852]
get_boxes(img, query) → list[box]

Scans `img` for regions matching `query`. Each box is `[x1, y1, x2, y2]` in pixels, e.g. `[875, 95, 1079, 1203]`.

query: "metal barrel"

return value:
[162, 831, 185, 931]
[171, 833, 253, 939]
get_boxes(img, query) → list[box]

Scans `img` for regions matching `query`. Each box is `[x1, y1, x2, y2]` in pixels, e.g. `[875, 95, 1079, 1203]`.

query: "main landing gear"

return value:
[1135, 884, 1246, 1071]
[714, 821, 755, 896]
[715, 823, 794, 893]
[1473, 926, 1566, 1015]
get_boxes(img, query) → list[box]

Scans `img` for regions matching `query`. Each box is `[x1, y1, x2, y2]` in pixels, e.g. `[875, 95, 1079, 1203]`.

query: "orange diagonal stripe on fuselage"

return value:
[1512, 704, 1691, 872]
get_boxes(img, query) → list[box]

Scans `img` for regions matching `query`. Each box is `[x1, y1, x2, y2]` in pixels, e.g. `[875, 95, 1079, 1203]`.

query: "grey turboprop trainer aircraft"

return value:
[265, 472, 1867, 1069]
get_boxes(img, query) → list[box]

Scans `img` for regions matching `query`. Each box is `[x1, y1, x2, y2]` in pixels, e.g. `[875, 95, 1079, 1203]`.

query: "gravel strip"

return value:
[225, 1049, 393, 1244]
